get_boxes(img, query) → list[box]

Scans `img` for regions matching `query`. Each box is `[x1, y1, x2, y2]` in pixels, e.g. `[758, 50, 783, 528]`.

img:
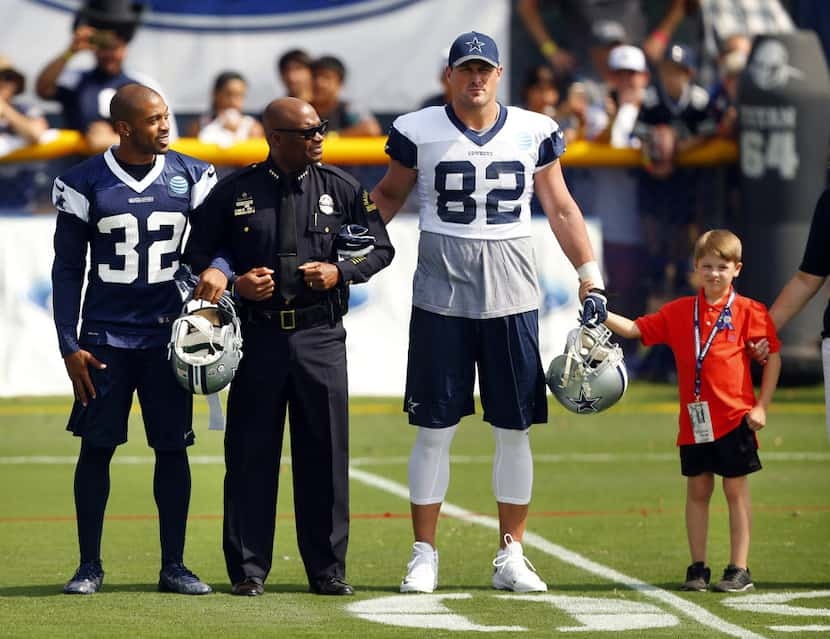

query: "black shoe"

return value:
[712, 565, 754, 592]
[64, 560, 104, 595]
[680, 561, 711, 591]
[158, 563, 213, 595]
[231, 577, 264, 596]
[310, 576, 354, 596]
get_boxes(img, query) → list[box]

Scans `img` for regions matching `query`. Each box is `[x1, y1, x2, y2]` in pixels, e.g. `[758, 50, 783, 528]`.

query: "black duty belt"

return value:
[242, 302, 340, 331]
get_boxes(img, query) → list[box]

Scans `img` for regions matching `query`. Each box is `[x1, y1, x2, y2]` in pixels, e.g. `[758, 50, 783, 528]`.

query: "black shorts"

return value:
[66, 344, 193, 450]
[404, 307, 548, 429]
[679, 418, 762, 478]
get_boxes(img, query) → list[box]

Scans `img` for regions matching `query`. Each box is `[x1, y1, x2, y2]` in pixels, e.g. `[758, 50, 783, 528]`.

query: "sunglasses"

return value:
[271, 120, 329, 139]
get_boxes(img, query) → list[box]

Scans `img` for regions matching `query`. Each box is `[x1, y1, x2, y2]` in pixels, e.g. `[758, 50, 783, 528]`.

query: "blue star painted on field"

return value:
[466, 36, 485, 53]
[570, 388, 601, 413]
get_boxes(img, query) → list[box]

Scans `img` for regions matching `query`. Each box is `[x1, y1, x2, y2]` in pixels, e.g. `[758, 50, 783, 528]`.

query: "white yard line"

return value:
[1, 451, 828, 465]
[348, 466, 768, 639]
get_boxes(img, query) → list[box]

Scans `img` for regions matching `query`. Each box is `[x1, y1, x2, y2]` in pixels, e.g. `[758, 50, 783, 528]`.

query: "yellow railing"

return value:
[0, 129, 738, 167]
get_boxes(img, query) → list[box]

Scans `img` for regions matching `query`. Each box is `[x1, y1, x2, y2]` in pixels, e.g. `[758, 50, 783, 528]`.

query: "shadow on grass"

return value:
[0, 583, 162, 597]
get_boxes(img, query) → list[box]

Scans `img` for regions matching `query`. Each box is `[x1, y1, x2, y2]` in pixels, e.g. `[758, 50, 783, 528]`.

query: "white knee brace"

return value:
[408, 425, 457, 505]
[492, 426, 533, 505]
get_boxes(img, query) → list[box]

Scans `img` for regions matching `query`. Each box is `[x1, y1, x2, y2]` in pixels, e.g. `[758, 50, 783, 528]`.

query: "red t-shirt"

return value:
[634, 288, 781, 446]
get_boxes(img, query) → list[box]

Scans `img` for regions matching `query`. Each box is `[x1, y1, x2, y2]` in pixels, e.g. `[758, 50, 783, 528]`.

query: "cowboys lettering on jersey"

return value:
[52, 148, 217, 357]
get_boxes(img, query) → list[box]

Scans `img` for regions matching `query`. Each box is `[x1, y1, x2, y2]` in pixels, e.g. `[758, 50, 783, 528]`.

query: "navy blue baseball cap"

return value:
[666, 43, 697, 70]
[448, 31, 500, 68]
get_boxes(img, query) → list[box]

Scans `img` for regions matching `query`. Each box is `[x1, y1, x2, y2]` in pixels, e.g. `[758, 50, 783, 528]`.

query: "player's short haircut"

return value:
[277, 48, 312, 73]
[694, 229, 742, 263]
[311, 55, 346, 82]
[109, 83, 161, 126]
[213, 70, 246, 93]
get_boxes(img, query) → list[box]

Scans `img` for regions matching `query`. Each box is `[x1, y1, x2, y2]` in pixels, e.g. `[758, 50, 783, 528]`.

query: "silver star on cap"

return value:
[466, 36, 485, 53]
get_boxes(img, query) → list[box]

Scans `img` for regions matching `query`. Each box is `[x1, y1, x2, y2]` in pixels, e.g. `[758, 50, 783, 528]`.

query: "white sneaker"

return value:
[492, 534, 547, 592]
[400, 541, 438, 593]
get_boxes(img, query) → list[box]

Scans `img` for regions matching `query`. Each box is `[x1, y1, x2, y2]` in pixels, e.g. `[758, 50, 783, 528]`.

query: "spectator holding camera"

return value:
[35, 0, 176, 153]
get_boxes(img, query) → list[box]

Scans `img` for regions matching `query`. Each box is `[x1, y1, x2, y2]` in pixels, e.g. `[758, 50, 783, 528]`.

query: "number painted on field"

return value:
[722, 590, 830, 633]
[346, 593, 678, 632]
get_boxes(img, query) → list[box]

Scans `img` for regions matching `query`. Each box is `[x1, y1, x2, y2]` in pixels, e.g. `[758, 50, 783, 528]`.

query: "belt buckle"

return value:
[280, 309, 296, 330]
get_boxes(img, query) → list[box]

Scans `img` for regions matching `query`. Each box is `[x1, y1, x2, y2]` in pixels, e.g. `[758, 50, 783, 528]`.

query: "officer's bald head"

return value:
[110, 83, 163, 127]
[263, 97, 324, 172]
[263, 96, 318, 132]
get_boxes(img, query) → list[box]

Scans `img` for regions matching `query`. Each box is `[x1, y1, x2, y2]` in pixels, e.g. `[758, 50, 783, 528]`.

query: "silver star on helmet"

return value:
[466, 36, 485, 53]
[570, 387, 601, 414]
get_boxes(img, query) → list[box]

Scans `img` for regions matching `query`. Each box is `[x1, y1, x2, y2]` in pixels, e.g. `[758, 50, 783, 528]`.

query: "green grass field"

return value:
[1, 384, 828, 638]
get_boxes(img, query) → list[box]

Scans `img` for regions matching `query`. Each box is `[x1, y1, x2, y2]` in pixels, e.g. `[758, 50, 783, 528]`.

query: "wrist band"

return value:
[540, 40, 558, 56]
[577, 261, 605, 290]
[650, 29, 668, 46]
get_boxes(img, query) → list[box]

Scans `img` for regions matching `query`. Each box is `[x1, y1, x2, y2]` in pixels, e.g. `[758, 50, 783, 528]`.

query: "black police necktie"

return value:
[277, 185, 301, 304]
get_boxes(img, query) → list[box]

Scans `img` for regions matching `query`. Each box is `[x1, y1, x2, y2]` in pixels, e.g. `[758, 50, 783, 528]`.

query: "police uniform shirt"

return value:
[184, 157, 393, 309]
[797, 187, 830, 337]
[385, 103, 564, 319]
[52, 148, 217, 356]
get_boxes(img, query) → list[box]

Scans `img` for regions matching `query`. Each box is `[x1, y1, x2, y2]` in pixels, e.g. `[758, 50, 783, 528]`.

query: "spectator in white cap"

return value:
[587, 44, 651, 361]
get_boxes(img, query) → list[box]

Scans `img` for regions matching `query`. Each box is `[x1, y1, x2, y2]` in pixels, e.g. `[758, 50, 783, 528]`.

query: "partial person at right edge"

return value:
[750, 187, 830, 441]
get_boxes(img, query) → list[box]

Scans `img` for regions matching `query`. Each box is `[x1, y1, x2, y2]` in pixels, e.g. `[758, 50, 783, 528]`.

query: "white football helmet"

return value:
[546, 324, 628, 414]
[169, 296, 243, 394]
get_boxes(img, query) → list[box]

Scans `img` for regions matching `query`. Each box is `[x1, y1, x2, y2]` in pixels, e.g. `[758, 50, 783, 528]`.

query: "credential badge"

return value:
[318, 193, 335, 215]
[234, 192, 255, 216]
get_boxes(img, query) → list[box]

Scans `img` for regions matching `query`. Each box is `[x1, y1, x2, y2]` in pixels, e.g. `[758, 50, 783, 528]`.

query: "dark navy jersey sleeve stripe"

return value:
[385, 126, 417, 168]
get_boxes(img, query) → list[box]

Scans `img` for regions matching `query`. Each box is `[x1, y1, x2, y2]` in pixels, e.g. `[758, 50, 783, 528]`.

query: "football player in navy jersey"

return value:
[371, 31, 607, 593]
[51, 83, 217, 596]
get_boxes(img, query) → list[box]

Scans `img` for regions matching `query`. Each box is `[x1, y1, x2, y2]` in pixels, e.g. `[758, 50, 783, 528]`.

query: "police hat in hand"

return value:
[74, 0, 145, 43]
[335, 224, 375, 260]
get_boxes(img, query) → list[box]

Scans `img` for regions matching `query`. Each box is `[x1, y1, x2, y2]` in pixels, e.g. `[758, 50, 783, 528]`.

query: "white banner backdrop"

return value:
[0, 215, 600, 397]
[3, 0, 510, 115]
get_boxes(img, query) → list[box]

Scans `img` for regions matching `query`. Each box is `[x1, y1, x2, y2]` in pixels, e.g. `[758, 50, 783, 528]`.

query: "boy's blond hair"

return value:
[694, 229, 742, 263]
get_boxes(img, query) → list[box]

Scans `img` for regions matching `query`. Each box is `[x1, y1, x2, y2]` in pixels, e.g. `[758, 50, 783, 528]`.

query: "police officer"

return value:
[185, 97, 394, 597]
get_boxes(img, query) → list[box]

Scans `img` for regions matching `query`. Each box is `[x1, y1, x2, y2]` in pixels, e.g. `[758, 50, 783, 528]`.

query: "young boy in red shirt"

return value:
[581, 229, 781, 592]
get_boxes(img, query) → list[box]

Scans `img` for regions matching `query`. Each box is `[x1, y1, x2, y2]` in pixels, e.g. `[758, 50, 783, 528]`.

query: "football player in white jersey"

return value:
[371, 31, 608, 594]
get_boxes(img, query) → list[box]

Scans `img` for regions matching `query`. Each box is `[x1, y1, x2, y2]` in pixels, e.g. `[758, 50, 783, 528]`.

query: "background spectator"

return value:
[34, 0, 176, 153]
[277, 48, 313, 102]
[516, 0, 647, 83]
[636, 43, 717, 299]
[591, 44, 651, 361]
[521, 64, 560, 118]
[0, 57, 48, 152]
[310, 55, 381, 137]
[187, 71, 264, 147]
[0, 56, 49, 213]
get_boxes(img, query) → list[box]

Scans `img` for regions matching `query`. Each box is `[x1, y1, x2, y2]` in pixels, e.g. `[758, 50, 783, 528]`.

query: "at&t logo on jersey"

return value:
[168, 175, 189, 197]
